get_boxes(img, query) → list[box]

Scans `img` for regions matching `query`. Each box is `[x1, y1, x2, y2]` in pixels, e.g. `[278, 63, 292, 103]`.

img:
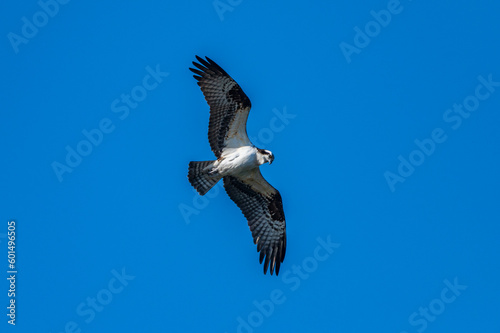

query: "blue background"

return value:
[2, 1, 499, 332]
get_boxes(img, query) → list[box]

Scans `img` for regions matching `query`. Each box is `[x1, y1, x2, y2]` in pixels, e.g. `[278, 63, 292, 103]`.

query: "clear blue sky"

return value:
[2, 1, 500, 332]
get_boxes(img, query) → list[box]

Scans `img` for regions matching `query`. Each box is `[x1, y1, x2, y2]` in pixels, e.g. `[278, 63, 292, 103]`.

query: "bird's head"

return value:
[264, 149, 274, 165]
[257, 148, 274, 165]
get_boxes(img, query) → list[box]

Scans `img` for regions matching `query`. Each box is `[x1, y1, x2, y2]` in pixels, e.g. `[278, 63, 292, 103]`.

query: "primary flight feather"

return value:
[188, 56, 287, 275]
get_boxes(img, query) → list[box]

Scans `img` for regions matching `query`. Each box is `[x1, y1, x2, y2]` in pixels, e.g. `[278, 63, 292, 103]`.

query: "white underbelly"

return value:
[217, 146, 258, 176]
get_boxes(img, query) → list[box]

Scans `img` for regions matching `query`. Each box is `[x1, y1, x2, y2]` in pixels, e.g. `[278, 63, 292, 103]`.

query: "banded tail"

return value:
[188, 160, 221, 195]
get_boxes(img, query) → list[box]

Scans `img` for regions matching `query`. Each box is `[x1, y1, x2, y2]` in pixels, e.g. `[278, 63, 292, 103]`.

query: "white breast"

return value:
[216, 146, 258, 176]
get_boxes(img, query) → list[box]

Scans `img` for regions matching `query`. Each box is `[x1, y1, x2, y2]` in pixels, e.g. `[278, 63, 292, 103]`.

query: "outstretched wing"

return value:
[190, 56, 252, 158]
[223, 169, 286, 275]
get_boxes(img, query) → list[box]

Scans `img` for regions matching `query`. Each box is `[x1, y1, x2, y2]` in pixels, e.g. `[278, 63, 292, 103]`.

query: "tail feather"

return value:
[188, 160, 221, 195]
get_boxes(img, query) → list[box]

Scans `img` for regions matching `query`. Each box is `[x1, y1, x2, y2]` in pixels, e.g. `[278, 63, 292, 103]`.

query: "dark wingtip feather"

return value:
[269, 257, 275, 275]
[205, 56, 228, 76]
[195, 55, 204, 63]
[259, 251, 265, 264]
[192, 56, 228, 77]
[190, 68, 204, 76]
[196, 56, 211, 69]
[192, 61, 207, 72]
[281, 233, 287, 261]
[275, 260, 281, 276]
[205, 56, 215, 64]
[263, 248, 273, 275]
[189, 67, 201, 74]
[261, 244, 284, 276]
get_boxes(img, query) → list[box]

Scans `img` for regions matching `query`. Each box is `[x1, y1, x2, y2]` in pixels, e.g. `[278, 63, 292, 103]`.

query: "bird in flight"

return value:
[188, 56, 287, 275]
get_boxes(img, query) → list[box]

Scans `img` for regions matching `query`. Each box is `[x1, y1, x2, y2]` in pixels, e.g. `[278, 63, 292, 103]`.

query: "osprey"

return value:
[187, 56, 287, 275]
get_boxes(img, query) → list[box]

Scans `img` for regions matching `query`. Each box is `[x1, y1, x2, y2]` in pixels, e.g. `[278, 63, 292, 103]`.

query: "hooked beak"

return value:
[269, 155, 274, 165]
